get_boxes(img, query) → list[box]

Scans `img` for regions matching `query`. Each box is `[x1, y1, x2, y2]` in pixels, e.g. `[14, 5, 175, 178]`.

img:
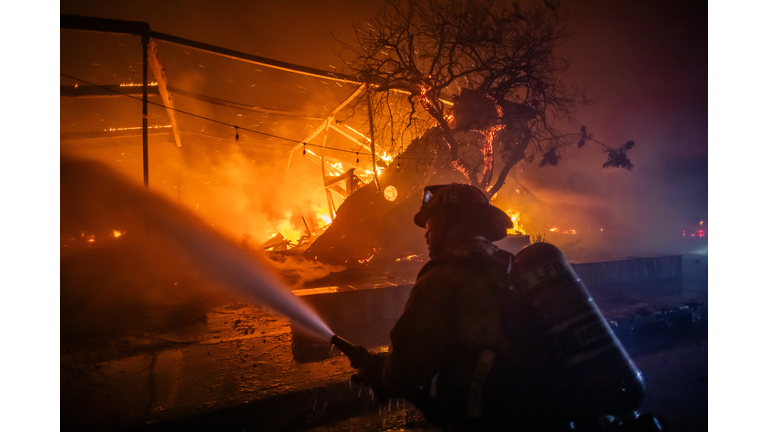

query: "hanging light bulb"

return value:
[234, 126, 239, 141]
[356, 152, 360, 163]
[303, 143, 306, 155]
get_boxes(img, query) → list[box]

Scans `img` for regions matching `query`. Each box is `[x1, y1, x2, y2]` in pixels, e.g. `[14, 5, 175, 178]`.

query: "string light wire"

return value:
[60, 72, 446, 161]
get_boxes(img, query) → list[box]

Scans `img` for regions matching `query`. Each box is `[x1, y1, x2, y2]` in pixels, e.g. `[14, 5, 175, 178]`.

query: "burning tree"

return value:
[305, 0, 633, 263]
[340, 0, 633, 194]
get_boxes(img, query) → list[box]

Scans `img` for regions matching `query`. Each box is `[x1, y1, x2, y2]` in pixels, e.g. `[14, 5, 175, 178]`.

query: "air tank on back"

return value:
[511, 242, 645, 420]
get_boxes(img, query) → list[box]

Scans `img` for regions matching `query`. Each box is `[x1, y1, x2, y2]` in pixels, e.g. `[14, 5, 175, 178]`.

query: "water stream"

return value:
[61, 155, 334, 340]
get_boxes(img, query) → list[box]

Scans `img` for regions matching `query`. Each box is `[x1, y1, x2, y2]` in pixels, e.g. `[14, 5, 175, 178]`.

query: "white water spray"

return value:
[61, 156, 334, 340]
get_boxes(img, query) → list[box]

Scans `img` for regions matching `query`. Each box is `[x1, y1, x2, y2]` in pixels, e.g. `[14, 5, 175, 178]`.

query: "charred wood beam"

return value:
[301, 148, 369, 176]
[328, 184, 347, 198]
[329, 123, 372, 154]
[324, 168, 357, 187]
[147, 40, 182, 148]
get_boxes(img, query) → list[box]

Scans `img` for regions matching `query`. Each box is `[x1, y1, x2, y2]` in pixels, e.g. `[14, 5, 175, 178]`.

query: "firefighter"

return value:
[347, 183, 659, 431]
[354, 183, 546, 430]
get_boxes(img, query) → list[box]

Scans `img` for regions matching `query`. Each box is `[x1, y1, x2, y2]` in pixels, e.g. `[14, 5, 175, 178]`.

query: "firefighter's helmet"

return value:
[413, 183, 513, 241]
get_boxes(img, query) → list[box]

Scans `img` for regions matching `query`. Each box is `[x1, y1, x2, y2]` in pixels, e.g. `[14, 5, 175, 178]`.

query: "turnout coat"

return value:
[380, 236, 564, 431]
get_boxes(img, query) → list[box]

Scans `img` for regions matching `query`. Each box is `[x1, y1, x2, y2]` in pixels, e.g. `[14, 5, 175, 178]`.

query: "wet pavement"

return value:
[61, 257, 707, 431]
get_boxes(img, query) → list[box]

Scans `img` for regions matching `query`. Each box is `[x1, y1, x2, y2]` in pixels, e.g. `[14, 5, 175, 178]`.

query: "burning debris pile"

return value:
[303, 92, 542, 264]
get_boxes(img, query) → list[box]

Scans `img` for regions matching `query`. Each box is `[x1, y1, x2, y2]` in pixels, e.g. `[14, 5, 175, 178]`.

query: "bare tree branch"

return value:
[338, 0, 634, 194]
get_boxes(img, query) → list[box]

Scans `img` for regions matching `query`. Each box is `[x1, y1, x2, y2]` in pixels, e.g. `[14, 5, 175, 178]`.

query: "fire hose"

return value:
[329, 335, 665, 431]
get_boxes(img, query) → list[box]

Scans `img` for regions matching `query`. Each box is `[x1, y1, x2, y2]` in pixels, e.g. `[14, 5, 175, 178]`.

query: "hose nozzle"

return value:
[330, 335, 370, 369]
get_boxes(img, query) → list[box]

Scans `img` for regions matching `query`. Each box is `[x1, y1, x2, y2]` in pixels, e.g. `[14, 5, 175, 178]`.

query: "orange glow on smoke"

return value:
[272, 213, 305, 244]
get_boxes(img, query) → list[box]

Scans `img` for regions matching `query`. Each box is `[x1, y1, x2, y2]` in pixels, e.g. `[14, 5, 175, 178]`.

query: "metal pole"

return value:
[142, 28, 149, 188]
[366, 85, 380, 192]
[320, 117, 335, 220]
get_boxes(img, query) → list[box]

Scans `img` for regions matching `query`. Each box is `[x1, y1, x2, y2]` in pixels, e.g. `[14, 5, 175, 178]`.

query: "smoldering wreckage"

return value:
[60, 7, 704, 432]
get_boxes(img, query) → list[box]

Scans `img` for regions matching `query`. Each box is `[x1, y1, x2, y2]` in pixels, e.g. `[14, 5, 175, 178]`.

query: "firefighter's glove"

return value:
[350, 352, 391, 403]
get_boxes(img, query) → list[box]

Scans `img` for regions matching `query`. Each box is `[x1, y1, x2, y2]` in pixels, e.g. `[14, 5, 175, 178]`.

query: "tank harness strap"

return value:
[466, 348, 496, 419]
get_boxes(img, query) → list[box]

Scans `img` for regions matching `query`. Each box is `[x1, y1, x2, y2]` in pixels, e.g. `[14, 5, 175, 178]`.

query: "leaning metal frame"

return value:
[60, 14, 364, 190]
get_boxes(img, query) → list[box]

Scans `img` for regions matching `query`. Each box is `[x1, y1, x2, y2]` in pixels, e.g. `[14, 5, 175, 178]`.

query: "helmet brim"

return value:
[413, 203, 513, 240]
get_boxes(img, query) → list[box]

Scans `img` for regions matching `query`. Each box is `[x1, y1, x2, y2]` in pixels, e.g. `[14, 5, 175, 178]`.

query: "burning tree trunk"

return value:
[304, 91, 535, 264]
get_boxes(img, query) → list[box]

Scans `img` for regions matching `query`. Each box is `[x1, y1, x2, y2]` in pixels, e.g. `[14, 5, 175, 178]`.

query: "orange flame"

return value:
[505, 209, 528, 235]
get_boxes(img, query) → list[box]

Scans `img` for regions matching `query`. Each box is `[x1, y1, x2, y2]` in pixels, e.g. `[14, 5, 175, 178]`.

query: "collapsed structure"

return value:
[61, 15, 544, 268]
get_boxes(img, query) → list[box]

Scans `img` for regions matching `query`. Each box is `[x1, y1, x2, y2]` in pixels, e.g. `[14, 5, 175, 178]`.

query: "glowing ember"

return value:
[487, 95, 504, 118]
[105, 125, 171, 132]
[119, 82, 158, 87]
[472, 124, 506, 188]
[417, 84, 433, 112]
[451, 159, 472, 179]
[358, 254, 374, 263]
[395, 254, 421, 262]
[113, 230, 123, 238]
